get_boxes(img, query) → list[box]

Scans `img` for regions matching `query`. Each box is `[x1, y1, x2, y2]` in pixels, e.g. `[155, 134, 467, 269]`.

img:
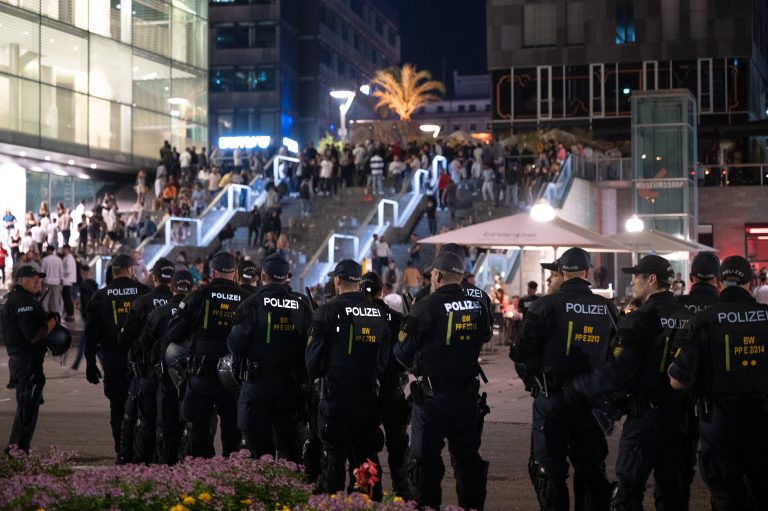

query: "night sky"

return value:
[389, 0, 487, 92]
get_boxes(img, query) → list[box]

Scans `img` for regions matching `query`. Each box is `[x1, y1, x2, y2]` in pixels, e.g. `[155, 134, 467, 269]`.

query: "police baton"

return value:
[401, 291, 413, 314]
[305, 286, 316, 312]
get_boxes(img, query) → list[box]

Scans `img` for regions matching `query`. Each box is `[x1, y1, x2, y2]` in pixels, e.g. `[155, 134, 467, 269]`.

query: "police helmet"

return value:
[217, 354, 242, 392]
[45, 324, 72, 356]
[165, 342, 190, 390]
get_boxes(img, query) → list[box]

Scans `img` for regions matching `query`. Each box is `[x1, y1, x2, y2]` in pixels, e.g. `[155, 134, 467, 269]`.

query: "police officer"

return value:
[669, 256, 768, 510]
[166, 251, 245, 458]
[518, 281, 540, 319]
[117, 258, 175, 464]
[361, 271, 411, 499]
[138, 269, 195, 465]
[568, 254, 692, 510]
[305, 259, 390, 497]
[227, 253, 311, 461]
[510, 247, 616, 510]
[677, 252, 720, 314]
[237, 259, 260, 295]
[1, 264, 58, 454]
[675, 250, 719, 508]
[395, 251, 492, 511]
[84, 254, 149, 458]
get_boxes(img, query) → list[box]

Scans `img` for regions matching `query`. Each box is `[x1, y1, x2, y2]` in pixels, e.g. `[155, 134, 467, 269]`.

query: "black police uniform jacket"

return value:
[413, 281, 493, 319]
[395, 283, 492, 381]
[227, 282, 312, 376]
[669, 286, 768, 397]
[373, 298, 406, 391]
[677, 282, 719, 315]
[305, 291, 390, 385]
[118, 285, 173, 362]
[166, 278, 247, 362]
[85, 277, 149, 363]
[1, 285, 48, 364]
[138, 294, 186, 367]
[240, 283, 259, 296]
[511, 278, 618, 382]
[576, 291, 690, 406]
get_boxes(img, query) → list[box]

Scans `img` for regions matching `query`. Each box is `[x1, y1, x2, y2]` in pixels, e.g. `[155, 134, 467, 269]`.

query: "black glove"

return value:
[86, 363, 102, 385]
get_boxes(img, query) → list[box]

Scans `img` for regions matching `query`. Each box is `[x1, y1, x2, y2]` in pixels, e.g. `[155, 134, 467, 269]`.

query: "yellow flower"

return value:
[361, 494, 370, 501]
[198, 492, 213, 503]
[330, 494, 337, 499]
[183, 496, 196, 505]
[393, 496, 404, 503]
[36, 508, 46, 511]
[240, 499, 253, 505]
[281, 507, 291, 511]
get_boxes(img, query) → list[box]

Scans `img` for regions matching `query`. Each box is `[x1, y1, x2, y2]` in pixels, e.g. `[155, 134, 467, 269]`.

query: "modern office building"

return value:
[0, 0, 208, 213]
[208, 0, 400, 148]
[487, 0, 768, 161]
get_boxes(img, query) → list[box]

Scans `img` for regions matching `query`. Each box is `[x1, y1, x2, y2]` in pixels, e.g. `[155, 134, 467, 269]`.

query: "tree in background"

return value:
[370, 64, 445, 121]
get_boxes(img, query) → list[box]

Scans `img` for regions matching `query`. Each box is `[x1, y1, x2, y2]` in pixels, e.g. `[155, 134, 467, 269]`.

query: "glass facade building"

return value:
[0, 0, 208, 169]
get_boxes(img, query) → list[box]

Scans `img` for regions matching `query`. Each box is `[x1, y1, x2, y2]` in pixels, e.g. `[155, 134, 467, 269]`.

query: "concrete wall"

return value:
[698, 186, 768, 258]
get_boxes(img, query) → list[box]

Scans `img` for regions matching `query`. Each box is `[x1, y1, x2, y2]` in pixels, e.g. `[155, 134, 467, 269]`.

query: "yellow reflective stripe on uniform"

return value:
[266, 312, 272, 344]
[446, 311, 454, 346]
[659, 336, 669, 373]
[111, 300, 118, 325]
[203, 299, 210, 330]
[347, 324, 353, 354]
[565, 320, 573, 356]
[724, 334, 731, 372]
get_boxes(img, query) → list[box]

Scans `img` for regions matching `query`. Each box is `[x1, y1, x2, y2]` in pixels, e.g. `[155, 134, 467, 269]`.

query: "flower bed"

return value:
[0, 448, 465, 511]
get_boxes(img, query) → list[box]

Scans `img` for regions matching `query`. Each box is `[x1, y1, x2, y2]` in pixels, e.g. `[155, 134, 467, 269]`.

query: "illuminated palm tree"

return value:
[370, 64, 445, 121]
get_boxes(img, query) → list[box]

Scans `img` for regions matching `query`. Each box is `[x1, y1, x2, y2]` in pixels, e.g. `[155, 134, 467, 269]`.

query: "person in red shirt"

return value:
[0, 242, 8, 284]
[437, 169, 452, 209]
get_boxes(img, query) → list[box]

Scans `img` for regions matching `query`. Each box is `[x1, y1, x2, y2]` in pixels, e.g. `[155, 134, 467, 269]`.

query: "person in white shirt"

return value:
[383, 283, 403, 313]
[72, 200, 86, 228]
[20, 231, 34, 254]
[30, 224, 45, 254]
[369, 152, 385, 195]
[388, 155, 407, 192]
[60, 244, 77, 321]
[755, 273, 768, 304]
[481, 164, 495, 203]
[40, 246, 64, 315]
[46, 221, 58, 249]
[179, 148, 192, 174]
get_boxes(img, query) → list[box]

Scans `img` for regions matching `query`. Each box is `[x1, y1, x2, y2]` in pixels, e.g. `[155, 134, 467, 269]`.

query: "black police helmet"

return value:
[361, 271, 383, 296]
[165, 342, 190, 390]
[45, 324, 72, 356]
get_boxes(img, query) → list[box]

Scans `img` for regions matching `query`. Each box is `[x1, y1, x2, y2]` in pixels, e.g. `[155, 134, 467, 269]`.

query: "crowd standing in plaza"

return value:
[2, 135, 767, 511]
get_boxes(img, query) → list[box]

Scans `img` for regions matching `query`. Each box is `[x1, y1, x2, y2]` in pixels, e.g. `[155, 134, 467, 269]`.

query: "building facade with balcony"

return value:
[487, 0, 768, 163]
[0, 0, 208, 213]
[208, 0, 400, 148]
[411, 72, 492, 137]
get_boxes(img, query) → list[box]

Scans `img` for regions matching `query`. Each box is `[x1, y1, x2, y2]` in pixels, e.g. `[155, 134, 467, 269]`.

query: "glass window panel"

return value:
[171, 118, 205, 151]
[0, 73, 39, 135]
[89, 0, 131, 43]
[40, 25, 88, 93]
[3, 0, 40, 13]
[133, 0, 170, 57]
[172, 7, 203, 64]
[172, 0, 196, 14]
[210, 67, 231, 93]
[133, 108, 169, 159]
[89, 96, 131, 153]
[26, 172, 50, 219]
[40, 83, 88, 144]
[49, 174, 74, 210]
[171, 65, 206, 124]
[0, 12, 40, 80]
[90, 35, 132, 103]
[41, 0, 88, 29]
[132, 52, 170, 113]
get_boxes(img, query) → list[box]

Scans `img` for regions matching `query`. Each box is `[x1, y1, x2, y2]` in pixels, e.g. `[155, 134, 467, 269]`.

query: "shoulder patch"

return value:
[612, 346, 624, 358]
[398, 330, 407, 343]
[179, 301, 185, 309]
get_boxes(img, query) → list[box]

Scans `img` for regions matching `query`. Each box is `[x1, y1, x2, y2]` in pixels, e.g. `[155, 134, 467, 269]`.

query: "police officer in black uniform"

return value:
[676, 250, 719, 508]
[678, 252, 720, 314]
[1, 264, 58, 454]
[518, 281, 540, 319]
[166, 251, 245, 458]
[117, 258, 175, 464]
[85, 254, 149, 457]
[395, 251, 492, 511]
[237, 259, 260, 295]
[227, 253, 311, 461]
[569, 254, 692, 510]
[669, 256, 768, 510]
[510, 247, 616, 511]
[140, 269, 195, 465]
[305, 259, 390, 497]
[361, 271, 411, 499]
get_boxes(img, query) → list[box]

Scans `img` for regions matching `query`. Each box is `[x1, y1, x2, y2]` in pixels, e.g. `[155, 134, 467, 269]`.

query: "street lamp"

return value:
[625, 215, 645, 232]
[420, 124, 441, 138]
[330, 89, 355, 141]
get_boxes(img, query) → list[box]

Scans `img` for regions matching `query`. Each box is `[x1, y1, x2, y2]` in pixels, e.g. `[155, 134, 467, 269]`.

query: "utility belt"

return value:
[410, 375, 480, 404]
[317, 376, 379, 400]
[380, 372, 410, 394]
[529, 371, 567, 398]
[128, 358, 156, 379]
[187, 355, 221, 377]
